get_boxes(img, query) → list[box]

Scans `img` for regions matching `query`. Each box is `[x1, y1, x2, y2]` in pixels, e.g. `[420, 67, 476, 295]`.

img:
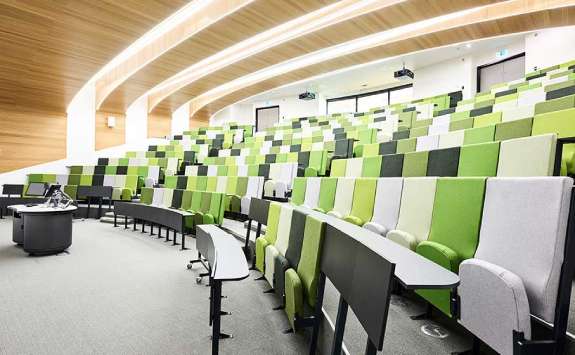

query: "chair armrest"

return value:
[202, 213, 215, 225]
[343, 215, 364, 226]
[255, 236, 270, 273]
[363, 222, 388, 236]
[313, 207, 326, 213]
[458, 258, 531, 355]
[327, 210, 343, 219]
[387, 229, 418, 250]
[274, 254, 291, 298]
[416, 240, 460, 272]
[120, 188, 133, 201]
[285, 268, 303, 331]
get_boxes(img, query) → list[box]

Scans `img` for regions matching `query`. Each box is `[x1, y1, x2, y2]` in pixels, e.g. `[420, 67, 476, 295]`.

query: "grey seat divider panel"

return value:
[248, 198, 270, 225]
[274, 210, 307, 298]
[321, 223, 395, 350]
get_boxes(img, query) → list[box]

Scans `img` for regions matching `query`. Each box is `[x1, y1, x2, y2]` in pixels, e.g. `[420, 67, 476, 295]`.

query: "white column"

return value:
[125, 96, 149, 150]
[172, 103, 190, 135]
[66, 82, 96, 164]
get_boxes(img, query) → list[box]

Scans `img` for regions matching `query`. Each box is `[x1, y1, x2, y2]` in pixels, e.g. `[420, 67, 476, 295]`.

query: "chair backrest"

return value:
[141, 187, 154, 205]
[181, 190, 193, 210]
[285, 210, 307, 268]
[330, 177, 355, 216]
[265, 202, 282, 245]
[345, 158, 363, 177]
[171, 189, 184, 209]
[291, 177, 306, 205]
[296, 216, 326, 307]
[428, 178, 486, 268]
[275, 205, 294, 255]
[190, 190, 203, 212]
[497, 134, 556, 177]
[416, 135, 439, 152]
[152, 188, 164, 206]
[317, 177, 338, 212]
[394, 177, 437, 244]
[458, 142, 500, 177]
[348, 178, 377, 223]
[371, 178, 403, 230]
[162, 188, 173, 207]
[474, 177, 572, 323]
[303, 178, 321, 209]
[216, 176, 227, 193]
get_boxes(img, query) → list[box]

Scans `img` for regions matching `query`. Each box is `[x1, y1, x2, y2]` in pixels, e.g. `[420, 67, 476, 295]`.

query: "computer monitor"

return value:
[44, 184, 61, 198]
[26, 182, 47, 196]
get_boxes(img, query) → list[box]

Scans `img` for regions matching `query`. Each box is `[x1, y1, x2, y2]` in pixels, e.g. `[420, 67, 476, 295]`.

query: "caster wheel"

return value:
[187, 264, 193, 270]
[196, 277, 202, 284]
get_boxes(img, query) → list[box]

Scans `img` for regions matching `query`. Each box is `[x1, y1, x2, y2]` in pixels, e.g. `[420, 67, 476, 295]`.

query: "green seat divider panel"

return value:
[534, 94, 575, 115]
[409, 126, 429, 138]
[140, 188, 154, 204]
[463, 125, 496, 145]
[330, 159, 346, 177]
[361, 156, 382, 177]
[315, 178, 337, 213]
[105, 166, 116, 174]
[451, 111, 471, 121]
[291, 178, 306, 206]
[70, 166, 83, 175]
[494, 117, 533, 141]
[64, 185, 77, 200]
[343, 178, 376, 226]
[67, 174, 81, 186]
[206, 177, 217, 191]
[402, 151, 429, 177]
[472, 112, 502, 128]
[449, 117, 474, 132]
[255, 203, 281, 272]
[457, 142, 500, 177]
[118, 158, 129, 166]
[532, 107, 575, 174]
[396, 138, 416, 153]
[412, 118, 433, 129]
[416, 177, 486, 316]
[27, 174, 43, 183]
[164, 176, 178, 189]
[285, 216, 326, 330]
[362, 143, 379, 157]
[80, 175, 92, 186]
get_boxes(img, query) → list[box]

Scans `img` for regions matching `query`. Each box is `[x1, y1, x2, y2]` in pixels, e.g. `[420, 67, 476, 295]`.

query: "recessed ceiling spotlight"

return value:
[361, 84, 368, 87]
[465, 43, 472, 48]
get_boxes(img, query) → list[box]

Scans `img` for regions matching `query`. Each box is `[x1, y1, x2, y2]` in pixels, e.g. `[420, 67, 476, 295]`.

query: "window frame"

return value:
[326, 83, 413, 114]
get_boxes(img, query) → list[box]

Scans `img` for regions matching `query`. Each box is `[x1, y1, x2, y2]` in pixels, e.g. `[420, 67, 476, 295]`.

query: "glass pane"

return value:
[357, 93, 388, 112]
[389, 86, 413, 104]
[327, 98, 356, 114]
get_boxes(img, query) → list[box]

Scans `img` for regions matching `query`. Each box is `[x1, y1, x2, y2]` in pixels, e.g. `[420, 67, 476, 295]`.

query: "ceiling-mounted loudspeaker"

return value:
[107, 116, 116, 128]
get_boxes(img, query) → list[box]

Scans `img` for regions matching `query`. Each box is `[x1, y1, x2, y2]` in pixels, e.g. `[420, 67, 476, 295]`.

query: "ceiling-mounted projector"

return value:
[394, 67, 414, 80]
[299, 91, 316, 100]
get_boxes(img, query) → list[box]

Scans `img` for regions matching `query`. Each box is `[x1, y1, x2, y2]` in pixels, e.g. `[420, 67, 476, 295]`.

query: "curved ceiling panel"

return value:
[189, 0, 575, 121]
[148, 0, 498, 115]
[98, 0, 337, 114]
[0, 0, 187, 112]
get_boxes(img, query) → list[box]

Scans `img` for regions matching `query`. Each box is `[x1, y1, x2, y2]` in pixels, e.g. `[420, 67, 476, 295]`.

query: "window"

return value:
[327, 98, 356, 115]
[357, 93, 388, 112]
[477, 53, 525, 92]
[326, 84, 413, 114]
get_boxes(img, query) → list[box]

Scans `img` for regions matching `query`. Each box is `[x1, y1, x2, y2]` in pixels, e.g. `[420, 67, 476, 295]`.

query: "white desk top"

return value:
[197, 225, 249, 281]
[8, 204, 78, 213]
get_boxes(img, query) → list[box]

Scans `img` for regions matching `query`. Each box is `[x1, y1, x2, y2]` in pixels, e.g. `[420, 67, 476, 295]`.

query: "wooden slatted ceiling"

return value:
[192, 5, 575, 121]
[0, 0, 188, 113]
[99, 0, 336, 113]
[150, 0, 500, 115]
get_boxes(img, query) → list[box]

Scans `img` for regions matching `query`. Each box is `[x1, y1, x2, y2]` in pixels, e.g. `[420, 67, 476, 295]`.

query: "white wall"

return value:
[525, 26, 575, 72]
[413, 55, 473, 100]
[171, 103, 190, 135]
[67, 81, 96, 163]
[125, 96, 148, 146]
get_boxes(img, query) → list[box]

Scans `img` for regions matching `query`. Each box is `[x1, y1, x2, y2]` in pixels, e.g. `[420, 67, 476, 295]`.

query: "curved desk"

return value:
[8, 205, 77, 255]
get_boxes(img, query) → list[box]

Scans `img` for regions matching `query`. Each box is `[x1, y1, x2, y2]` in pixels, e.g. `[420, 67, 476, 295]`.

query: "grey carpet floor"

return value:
[1, 217, 574, 355]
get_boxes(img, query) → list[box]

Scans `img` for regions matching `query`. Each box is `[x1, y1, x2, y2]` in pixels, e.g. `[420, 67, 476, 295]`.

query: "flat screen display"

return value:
[26, 182, 47, 196]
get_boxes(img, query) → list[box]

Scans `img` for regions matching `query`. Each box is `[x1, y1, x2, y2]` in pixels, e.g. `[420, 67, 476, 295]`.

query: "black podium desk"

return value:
[196, 225, 249, 355]
[8, 204, 77, 255]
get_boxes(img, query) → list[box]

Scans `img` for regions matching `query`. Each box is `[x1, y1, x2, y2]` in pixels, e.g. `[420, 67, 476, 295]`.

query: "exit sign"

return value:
[496, 48, 509, 59]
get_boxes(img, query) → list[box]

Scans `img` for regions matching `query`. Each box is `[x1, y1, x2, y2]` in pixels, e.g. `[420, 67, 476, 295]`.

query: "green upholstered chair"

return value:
[228, 177, 248, 213]
[291, 177, 306, 206]
[326, 177, 355, 219]
[264, 205, 293, 287]
[397, 138, 417, 153]
[494, 117, 533, 141]
[449, 117, 474, 131]
[164, 176, 178, 189]
[343, 178, 377, 226]
[532, 108, 575, 175]
[284, 216, 326, 331]
[140, 188, 153, 205]
[255, 202, 281, 273]
[458, 142, 500, 177]
[402, 151, 429, 177]
[473, 112, 502, 128]
[416, 177, 486, 316]
[534, 94, 575, 114]
[315, 177, 337, 213]
[330, 159, 346, 177]
[193, 192, 212, 227]
[463, 125, 496, 145]
[361, 156, 382, 177]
